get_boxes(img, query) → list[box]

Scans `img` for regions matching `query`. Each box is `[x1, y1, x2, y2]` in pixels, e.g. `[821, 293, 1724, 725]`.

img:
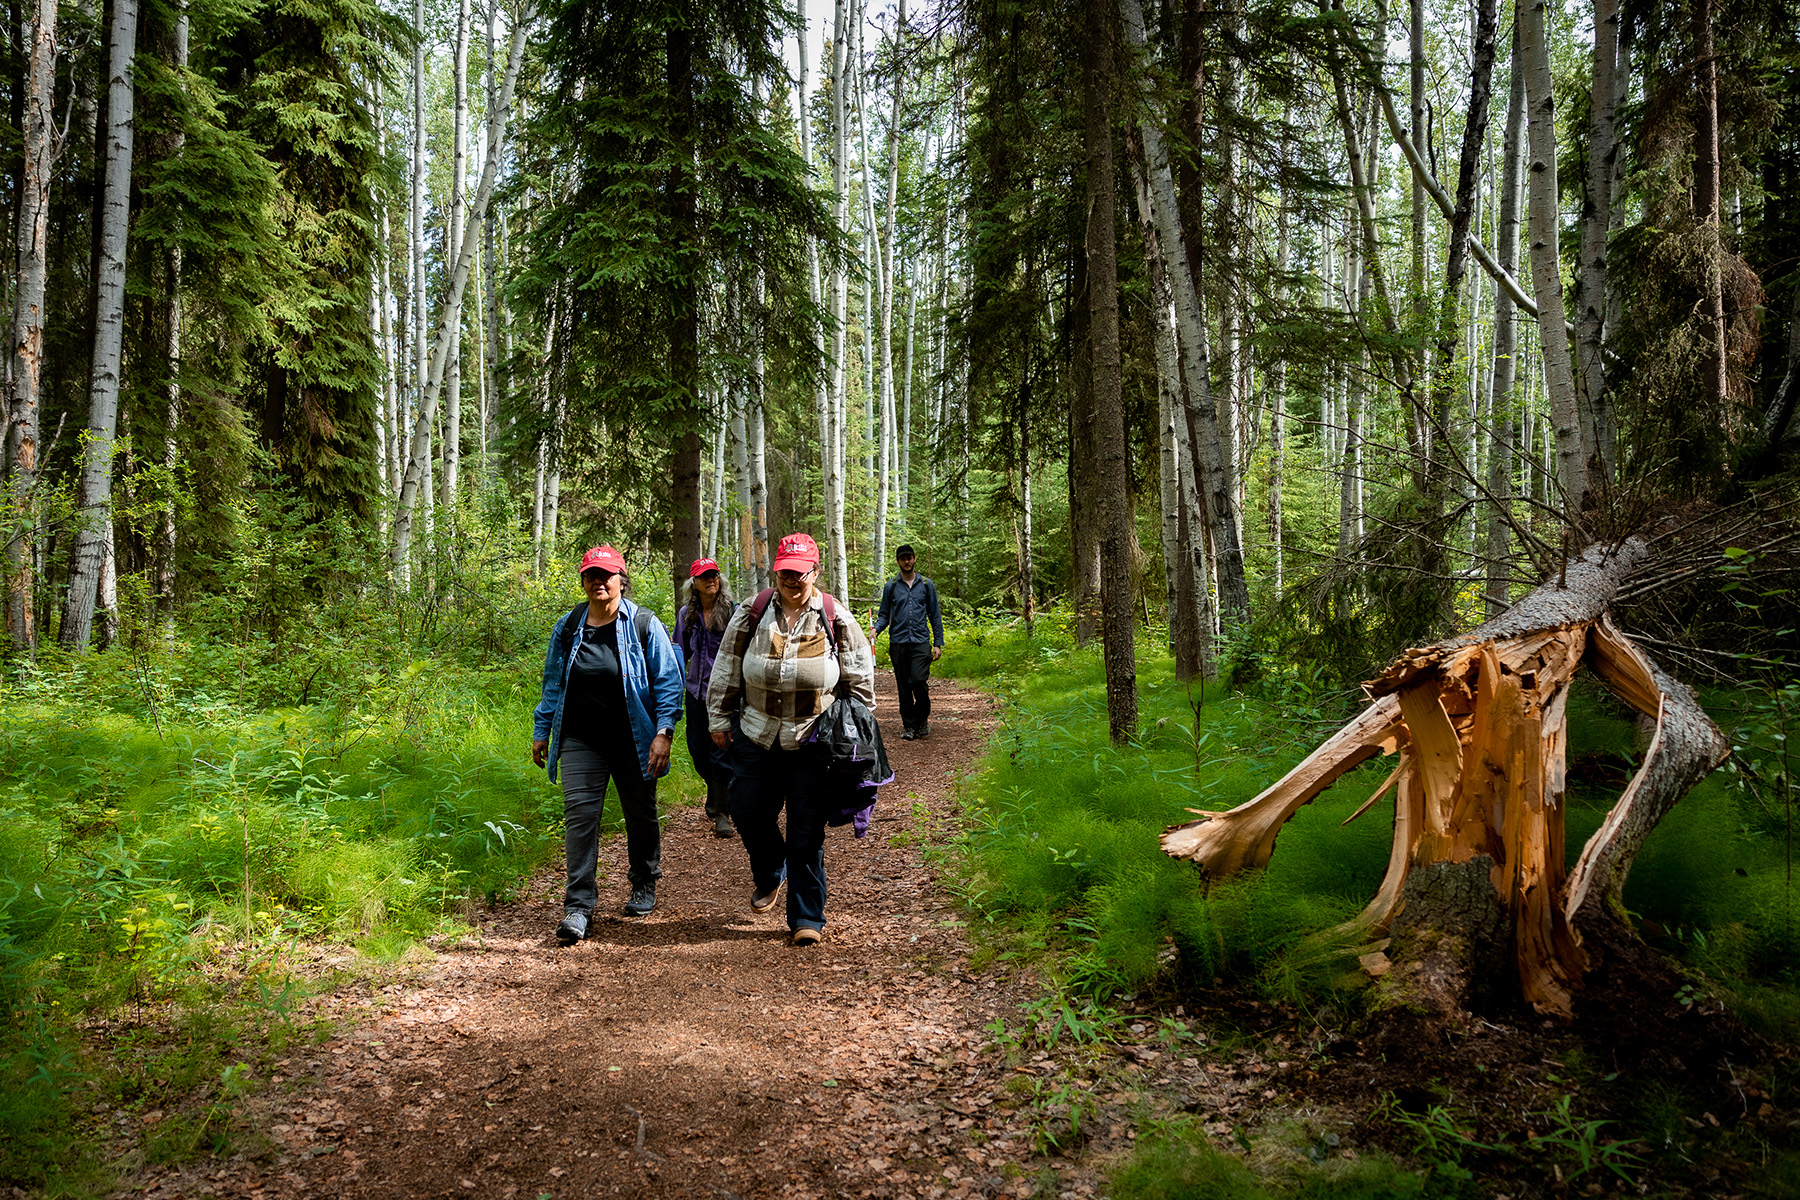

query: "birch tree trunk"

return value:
[795, 2, 833, 576]
[875, 0, 905, 575]
[1120, 0, 1251, 631]
[60, 0, 139, 650]
[1486, 26, 1526, 618]
[482, 6, 501, 465]
[900, 270, 916, 513]
[5, 0, 59, 656]
[1084, 0, 1137, 744]
[1521, 0, 1587, 515]
[1576, 0, 1620, 483]
[392, 5, 531, 575]
[1270, 82, 1291, 596]
[158, 2, 188, 637]
[729, 288, 755, 581]
[827, 0, 851, 600]
[443, 0, 470, 511]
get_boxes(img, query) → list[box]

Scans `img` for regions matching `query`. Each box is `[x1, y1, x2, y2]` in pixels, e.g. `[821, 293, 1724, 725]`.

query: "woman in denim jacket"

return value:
[532, 545, 684, 943]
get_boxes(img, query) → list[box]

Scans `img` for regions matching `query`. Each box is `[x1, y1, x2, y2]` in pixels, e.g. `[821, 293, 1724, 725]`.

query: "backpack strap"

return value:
[634, 603, 652, 651]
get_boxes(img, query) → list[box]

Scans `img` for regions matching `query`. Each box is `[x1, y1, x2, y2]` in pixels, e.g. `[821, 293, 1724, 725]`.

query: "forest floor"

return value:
[84, 673, 1799, 1200]
[99, 676, 1186, 1200]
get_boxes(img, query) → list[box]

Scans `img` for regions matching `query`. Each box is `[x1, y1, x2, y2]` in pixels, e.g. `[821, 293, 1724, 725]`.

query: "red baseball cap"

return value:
[771, 532, 820, 573]
[579, 545, 626, 575]
[690, 557, 721, 578]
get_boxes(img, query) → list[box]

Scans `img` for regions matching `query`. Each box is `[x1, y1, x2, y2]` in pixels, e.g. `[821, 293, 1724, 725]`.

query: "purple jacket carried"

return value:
[674, 601, 735, 703]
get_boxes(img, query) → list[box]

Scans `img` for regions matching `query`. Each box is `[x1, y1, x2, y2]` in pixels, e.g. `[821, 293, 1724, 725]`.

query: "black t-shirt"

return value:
[562, 620, 634, 759]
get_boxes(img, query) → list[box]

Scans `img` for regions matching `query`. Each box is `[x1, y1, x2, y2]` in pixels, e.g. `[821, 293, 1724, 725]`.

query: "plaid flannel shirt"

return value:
[705, 590, 877, 750]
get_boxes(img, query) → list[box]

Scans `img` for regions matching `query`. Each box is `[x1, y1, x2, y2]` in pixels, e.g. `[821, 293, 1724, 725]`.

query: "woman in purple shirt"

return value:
[675, 558, 738, 837]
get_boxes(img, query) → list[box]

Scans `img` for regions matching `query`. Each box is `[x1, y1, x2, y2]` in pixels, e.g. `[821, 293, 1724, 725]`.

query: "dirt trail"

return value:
[124, 677, 1140, 1200]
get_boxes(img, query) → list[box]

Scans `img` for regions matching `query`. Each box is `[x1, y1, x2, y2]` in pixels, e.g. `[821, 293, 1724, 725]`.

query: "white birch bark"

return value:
[874, 1, 904, 573]
[900, 267, 916, 513]
[393, 4, 531, 574]
[60, 0, 139, 650]
[827, 0, 851, 599]
[1521, 0, 1587, 514]
[1119, 0, 1250, 626]
[443, 0, 470, 510]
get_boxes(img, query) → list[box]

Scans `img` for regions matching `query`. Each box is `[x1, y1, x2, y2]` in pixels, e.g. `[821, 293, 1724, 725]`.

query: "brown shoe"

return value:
[790, 927, 822, 947]
[750, 881, 783, 914]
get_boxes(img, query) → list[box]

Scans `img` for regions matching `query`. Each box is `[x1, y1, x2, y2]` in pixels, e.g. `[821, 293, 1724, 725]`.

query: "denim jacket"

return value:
[533, 597, 685, 783]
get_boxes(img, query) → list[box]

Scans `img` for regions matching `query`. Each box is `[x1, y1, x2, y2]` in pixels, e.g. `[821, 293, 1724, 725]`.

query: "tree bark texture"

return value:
[1163, 539, 1730, 1019]
[1121, 0, 1250, 633]
[61, 0, 139, 650]
[1693, 0, 1730, 423]
[391, 5, 530, 576]
[1521, 0, 1587, 515]
[4, 0, 57, 655]
[1082, 0, 1137, 745]
[667, 8, 703, 594]
[1576, 0, 1620, 483]
[1486, 28, 1526, 619]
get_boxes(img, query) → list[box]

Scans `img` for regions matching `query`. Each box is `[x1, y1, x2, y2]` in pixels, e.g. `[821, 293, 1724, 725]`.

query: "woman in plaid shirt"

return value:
[705, 532, 876, 946]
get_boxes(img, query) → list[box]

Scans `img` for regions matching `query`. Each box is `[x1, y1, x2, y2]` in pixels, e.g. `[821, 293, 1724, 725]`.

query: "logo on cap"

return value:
[771, 532, 820, 572]
[579, 545, 626, 575]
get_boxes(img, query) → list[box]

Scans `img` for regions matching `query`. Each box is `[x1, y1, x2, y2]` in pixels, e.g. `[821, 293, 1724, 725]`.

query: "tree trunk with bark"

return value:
[1121, 0, 1249, 634]
[391, 6, 530, 577]
[1576, 0, 1620, 483]
[1163, 539, 1731, 1022]
[1521, 0, 1587, 515]
[4, 0, 58, 656]
[1082, 0, 1137, 745]
[1693, 0, 1729, 424]
[1486, 24, 1526, 618]
[61, 0, 139, 650]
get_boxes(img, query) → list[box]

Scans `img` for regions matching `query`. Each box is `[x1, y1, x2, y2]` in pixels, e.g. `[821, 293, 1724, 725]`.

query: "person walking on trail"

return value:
[675, 557, 737, 839]
[705, 532, 876, 947]
[532, 546, 684, 943]
[872, 544, 944, 741]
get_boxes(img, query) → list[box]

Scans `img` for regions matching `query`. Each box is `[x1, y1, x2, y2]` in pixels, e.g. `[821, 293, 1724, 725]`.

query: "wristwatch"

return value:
[656, 727, 674, 739]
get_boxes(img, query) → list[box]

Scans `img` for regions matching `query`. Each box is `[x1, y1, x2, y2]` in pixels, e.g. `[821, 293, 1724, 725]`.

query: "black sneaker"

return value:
[555, 911, 589, 944]
[713, 812, 734, 838]
[623, 884, 657, 917]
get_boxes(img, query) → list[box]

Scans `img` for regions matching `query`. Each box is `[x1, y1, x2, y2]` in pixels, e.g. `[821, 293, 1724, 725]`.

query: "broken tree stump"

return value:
[1162, 538, 1731, 1019]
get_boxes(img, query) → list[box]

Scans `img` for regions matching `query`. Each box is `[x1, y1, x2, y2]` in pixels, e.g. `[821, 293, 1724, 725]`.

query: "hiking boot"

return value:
[790, 927, 822, 947]
[623, 884, 656, 917]
[713, 812, 735, 838]
[750, 880, 783, 914]
[916, 721, 930, 740]
[555, 911, 589, 944]
[901, 728, 916, 741]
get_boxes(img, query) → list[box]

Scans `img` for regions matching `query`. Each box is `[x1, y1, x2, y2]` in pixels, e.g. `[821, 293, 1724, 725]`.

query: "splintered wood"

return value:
[1162, 584, 1728, 1018]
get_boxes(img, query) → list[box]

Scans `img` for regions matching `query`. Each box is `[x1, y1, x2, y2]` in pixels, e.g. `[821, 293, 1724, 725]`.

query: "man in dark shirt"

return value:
[872, 544, 944, 740]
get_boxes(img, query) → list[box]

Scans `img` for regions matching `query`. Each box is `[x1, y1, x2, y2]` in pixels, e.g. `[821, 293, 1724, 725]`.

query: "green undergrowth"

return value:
[938, 614, 1800, 1016]
[936, 612, 1800, 1194]
[0, 569, 710, 1193]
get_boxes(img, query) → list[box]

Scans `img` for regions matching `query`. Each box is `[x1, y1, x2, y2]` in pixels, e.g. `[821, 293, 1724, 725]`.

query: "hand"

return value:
[711, 730, 732, 751]
[931, 646, 942, 661]
[531, 739, 549, 768]
[648, 732, 673, 774]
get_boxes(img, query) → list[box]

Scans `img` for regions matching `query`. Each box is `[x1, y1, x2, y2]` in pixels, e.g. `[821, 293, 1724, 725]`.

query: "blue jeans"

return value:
[560, 734, 661, 914]
[728, 734, 829, 932]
